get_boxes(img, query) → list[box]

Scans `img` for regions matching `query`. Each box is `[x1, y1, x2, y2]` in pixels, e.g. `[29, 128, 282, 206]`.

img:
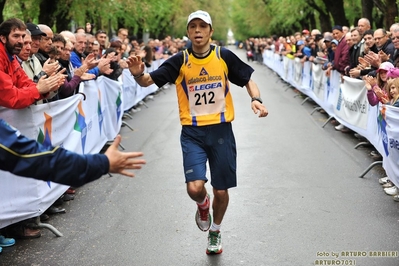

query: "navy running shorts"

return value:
[180, 122, 237, 190]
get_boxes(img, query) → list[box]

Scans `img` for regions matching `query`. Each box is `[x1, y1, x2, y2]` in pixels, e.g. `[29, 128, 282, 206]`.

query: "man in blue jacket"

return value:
[70, 32, 112, 77]
[0, 118, 145, 187]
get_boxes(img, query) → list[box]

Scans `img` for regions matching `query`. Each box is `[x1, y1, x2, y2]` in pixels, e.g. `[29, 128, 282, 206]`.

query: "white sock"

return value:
[210, 223, 221, 232]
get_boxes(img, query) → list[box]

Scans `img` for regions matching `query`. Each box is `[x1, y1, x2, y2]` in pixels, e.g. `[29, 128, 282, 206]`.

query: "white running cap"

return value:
[187, 10, 212, 27]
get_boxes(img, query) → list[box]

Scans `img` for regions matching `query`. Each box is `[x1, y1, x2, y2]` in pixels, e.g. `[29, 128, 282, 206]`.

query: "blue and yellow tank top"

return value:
[176, 46, 234, 126]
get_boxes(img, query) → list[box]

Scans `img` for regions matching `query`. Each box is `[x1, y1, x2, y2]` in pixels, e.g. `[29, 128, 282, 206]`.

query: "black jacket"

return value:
[35, 50, 49, 66]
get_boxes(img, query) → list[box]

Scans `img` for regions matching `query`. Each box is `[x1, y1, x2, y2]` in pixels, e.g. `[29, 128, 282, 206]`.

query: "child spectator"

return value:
[379, 76, 399, 198]
[325, 40, 339, 76]
[386, 77, 399, 107]
[364, 62, 394, 106]
[363, 63, 398, 163]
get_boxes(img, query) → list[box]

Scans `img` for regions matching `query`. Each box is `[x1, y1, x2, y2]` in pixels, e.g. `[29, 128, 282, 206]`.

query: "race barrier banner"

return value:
[96, 76, 123, 142]
[0, 95, 81, 228]
[334, 76, 368, 131]
[293, 58, 302, 87]
[383, 106, 399, 187]
[263, 49, 398, 187]
[311, 63, 325, 102]
[0, 69, 158, 228]
[121, 70, 139, 111]
[300, 60, 312, 95]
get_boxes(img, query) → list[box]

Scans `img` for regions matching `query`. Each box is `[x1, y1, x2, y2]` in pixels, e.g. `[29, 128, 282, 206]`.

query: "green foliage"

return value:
[343, 0, 361, 27]
[168, 0, 230, 41]
[1, 0, 383, 42]
[266, 0, 307, 33]
[3, 0, 41, 22]
[230, 0, 269, 39]
[230, 0, 367, 38]
[0, 0, 228, 41]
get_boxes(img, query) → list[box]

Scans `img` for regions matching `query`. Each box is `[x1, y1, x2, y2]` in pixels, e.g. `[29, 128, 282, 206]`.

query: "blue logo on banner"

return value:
[378, 106, 389, 156]
[336, 87, 342, 111]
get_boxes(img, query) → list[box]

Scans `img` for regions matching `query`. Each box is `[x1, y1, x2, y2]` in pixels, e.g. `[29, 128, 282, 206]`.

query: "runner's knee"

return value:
[186, 180, 206, 198]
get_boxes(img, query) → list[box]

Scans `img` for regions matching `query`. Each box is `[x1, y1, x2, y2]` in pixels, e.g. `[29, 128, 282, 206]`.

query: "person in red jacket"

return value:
[0, 18, 67, 239]
[0, 18, 65, 109]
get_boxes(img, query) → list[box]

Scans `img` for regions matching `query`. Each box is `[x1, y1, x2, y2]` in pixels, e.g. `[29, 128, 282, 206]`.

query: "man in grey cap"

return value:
[322, 34, 335, 70]
[22, 22, 59, 83]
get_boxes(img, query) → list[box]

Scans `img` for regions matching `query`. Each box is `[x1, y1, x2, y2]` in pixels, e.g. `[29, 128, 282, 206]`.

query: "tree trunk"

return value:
[299, 12, 310, 32]
[384, 0, 398, 29]
[0, 0, 7, 23]
[55, 14, 70, 32]
[39, 0, 57, 27]
[372, 0, 397, 29]
[96, 17, 103, 32]
[304, 0, 332, 32]
[319, 14, 332, 33]
[324, 0, 348, 26]
[117, 18, 126, 31]
[309, 12, 316, 31]
[361, 0, 374, 26]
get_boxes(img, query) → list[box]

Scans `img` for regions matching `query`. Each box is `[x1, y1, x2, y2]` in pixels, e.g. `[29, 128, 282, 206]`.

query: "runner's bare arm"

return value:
[245, 80, 268, 118]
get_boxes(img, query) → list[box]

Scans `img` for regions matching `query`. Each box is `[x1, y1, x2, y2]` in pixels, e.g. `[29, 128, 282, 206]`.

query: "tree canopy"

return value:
[230, 0, 397, 39]
[1, 0, 397, 42]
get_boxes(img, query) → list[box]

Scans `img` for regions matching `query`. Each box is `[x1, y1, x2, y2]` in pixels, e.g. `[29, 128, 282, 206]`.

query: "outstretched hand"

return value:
[251, 101, 268, 118]
[126, 55, 145, 76]
[104, 135, 146, 177]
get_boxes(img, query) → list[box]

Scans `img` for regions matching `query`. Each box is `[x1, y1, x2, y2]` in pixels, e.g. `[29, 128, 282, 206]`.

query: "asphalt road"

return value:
[1, 47, 398, 266]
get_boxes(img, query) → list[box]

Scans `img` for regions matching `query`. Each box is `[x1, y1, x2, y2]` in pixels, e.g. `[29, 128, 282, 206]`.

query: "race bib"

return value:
[188, 82, 226, 116]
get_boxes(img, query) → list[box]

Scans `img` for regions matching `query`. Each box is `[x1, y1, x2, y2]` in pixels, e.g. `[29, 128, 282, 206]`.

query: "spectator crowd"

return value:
[0, 17, 200, 253]
[3, 13, 399, 256]
[240, 18, 399, 204]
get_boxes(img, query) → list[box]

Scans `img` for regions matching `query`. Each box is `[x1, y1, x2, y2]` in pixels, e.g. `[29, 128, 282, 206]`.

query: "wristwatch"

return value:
[251, 97, 263, 104]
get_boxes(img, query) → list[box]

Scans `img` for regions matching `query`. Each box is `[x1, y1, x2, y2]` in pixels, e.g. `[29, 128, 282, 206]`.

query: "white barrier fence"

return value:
[0, 61, 163, 229]
[121, 61, 163, 111]
[263, 50, 399, 187]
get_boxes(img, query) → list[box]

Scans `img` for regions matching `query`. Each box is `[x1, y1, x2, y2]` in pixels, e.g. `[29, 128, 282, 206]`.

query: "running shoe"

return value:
[385, 186, 399, 196]
[382, 180, 394, 188]
[0, 235, 15, 247]
[206, 230, 223, 255]
[379, 177, 389, 185]
[195, 194, 211, 232]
